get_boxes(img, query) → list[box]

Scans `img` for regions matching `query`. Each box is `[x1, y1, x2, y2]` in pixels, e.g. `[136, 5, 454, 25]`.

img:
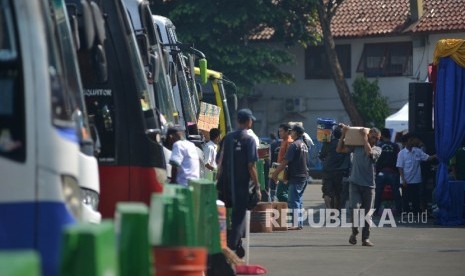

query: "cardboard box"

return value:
[344, 127, 370, 146]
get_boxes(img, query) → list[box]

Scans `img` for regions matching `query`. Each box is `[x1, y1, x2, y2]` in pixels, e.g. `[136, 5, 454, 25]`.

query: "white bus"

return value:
[0, 0, 82, 275]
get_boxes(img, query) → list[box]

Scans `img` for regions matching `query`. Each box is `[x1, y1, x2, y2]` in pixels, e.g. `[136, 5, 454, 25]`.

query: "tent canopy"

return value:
[385, 102, 408, 134]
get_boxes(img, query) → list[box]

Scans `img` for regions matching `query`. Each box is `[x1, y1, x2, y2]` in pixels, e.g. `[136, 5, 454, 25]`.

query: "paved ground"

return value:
[247, 181, 465, 276]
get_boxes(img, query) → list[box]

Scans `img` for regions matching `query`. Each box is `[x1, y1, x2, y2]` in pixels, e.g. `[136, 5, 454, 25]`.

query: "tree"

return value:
[315, 0, 364, 126]
[149, 0, 320, 97]
[352, 77, 390, 129]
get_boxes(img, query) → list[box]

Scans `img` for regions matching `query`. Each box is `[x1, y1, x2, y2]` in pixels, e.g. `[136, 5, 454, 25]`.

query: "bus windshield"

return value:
[0, 0, 25, 162]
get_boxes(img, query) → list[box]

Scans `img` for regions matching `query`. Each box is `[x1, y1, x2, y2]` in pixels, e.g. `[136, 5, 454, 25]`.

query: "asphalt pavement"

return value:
[247, 180, 465, 276]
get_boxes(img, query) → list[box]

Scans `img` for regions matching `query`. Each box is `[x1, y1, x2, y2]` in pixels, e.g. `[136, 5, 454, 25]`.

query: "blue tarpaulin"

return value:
[434, 52, 465, 225]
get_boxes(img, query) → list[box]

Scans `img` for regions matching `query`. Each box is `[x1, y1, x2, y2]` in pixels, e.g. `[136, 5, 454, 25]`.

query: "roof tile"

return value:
[250, 0, 465, 41]
[331, 0, 412, 38]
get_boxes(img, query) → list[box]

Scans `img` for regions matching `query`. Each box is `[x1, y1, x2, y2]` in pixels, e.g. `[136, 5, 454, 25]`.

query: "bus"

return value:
[68, 0, 167, 218]
[50, 0, 101, 223]
[0, 0, 83, 274]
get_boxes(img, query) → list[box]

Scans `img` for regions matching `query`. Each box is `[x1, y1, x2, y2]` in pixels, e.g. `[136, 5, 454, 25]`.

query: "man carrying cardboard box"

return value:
[336, 124, 381, 247]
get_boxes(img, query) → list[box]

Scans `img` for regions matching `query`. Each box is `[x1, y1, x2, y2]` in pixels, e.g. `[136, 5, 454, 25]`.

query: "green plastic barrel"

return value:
[149, 193, 165, 246]
[0, 251, 40, 276]
[115, 203, 151, 276]
[60, 220, 118, 276]
[150, 184, 196, 247]
[189, 178, 222, 254]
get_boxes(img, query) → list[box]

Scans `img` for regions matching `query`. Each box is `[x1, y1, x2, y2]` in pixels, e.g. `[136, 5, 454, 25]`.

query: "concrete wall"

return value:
[250, 32, 465, 138]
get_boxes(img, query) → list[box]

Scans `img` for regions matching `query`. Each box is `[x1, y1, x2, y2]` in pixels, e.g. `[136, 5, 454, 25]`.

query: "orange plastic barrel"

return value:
[217, 200, 227, 249]
[152, 247, 207, 276]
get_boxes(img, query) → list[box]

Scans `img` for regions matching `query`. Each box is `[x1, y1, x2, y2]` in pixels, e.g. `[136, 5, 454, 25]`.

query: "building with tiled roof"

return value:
[249, 0, 465, 143]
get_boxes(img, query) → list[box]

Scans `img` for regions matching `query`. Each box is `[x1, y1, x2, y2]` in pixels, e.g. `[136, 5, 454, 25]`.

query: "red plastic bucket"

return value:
[152, 247, 207, 276]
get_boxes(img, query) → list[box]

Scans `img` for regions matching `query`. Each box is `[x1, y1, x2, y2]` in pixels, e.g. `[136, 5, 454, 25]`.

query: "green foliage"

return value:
[149, 0, 320, 97]
[351, 77, 390, 128]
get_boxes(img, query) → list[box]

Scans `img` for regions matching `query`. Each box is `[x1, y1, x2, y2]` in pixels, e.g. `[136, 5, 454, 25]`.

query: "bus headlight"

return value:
[61, 175, 82, 220]
[81, 188, 100, 211]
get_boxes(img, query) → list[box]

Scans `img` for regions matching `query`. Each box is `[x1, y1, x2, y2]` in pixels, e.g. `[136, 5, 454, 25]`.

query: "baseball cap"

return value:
[237, 108, 256, 121]
[291, 124, 305, 135]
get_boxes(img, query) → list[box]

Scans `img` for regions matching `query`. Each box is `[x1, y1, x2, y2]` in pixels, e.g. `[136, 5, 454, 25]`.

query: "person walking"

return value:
[216, 108, 261, 257]
[166, 127, 200, 186]
[203, 128, 221, 172]
[267, 132, 281, 201]
[275, 123, 293, 202]
[337, 124, 381, 247]
[271, 124, 309, 230]
[319, 126, 350, 210]
[374, 128, 401, 216]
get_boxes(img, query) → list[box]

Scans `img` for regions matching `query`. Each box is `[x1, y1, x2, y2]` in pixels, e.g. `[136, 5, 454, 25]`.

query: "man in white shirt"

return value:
[397, 134, 436, 214]
[203, 128, 221, 171]
[247, 128, 260, 149]
[167, 127, 200, 186]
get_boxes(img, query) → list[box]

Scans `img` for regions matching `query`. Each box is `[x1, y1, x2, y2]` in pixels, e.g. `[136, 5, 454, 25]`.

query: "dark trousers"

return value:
[340, 177, 350, 210]
[227, 192, 247, 250]
[374, 171, 402, 213]
[402, 184, 421, 214]
[349, 183, 375, 241]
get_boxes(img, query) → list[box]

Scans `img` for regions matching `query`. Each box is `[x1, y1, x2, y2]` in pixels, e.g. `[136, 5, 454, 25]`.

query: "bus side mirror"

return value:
[90, 2, 105, 45]
[136, 34, 150, 66]
[151, 53, 160, 83]
[66, 4, 81, 50]
[71, 1, 95, 50]
[196, 82, 203, 101]
[169, 61, 177, 87]
[232, 93, 238, 111]
[199, 58, 207, 85]
[94, 44, 108, 83]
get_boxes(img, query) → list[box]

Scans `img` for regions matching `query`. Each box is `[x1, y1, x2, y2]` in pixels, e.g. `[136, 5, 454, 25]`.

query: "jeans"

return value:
[349, 182, 375, 241]
[276, 181, 289, 202]
[288, 178, 308, 227]
[374, 171, 402, 214]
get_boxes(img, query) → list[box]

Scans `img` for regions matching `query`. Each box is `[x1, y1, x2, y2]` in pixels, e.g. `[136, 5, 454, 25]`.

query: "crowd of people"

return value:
[164, 107, 440, 255]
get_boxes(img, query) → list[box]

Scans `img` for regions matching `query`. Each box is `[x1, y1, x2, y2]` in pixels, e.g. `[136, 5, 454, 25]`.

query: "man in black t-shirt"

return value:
[374, 128, 401, 215]
[271, 124, 309, 230]
[319, 126, 350, 210]
[217, 108, 260, 256]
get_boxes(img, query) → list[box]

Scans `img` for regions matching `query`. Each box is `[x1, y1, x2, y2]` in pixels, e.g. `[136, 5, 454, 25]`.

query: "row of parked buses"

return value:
[0, 0, 237, 275]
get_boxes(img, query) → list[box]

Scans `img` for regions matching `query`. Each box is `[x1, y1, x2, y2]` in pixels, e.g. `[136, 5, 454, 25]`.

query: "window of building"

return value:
[305, 44, 351, 79]
[357, 42, 413, 77]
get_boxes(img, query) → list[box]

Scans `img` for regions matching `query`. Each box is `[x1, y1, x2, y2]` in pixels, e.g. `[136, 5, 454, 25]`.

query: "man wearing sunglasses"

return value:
[337, 124, 382, 247]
